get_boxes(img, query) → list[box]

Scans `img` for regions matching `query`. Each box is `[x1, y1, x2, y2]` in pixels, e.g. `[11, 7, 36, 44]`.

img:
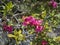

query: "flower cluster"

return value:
[3, 24, 13, 33]
[23, 16, 44, 32]
[49, 0, 58, 8]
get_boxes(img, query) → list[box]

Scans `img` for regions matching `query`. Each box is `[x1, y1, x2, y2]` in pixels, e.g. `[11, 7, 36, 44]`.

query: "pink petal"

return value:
[35, 25, 44, 32]
[41, 40, 48, 45]
[53, 2, 57, 8]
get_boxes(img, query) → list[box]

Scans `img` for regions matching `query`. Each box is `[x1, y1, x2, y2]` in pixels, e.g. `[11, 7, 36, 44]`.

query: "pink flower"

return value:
[25, 16, 33, 22]
[41, 40, 48, 45]
[52, 2, 58, 8]
[23, 16, 43, 27]
[35, 25, 44, 32]
[23, 16, 35, 26]
[23, 21, 30, 26]
[30, 19, 37, 26]
[37, 19, 43, 25]
[6, 26, 13, 32]
[49, 0, 58, 8]
[3, 25, 13, 33]
[30, 19, 43, 26]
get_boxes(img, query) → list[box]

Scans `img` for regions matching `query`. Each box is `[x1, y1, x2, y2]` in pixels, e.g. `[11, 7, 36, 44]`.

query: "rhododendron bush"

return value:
[0, 0, 60, 45]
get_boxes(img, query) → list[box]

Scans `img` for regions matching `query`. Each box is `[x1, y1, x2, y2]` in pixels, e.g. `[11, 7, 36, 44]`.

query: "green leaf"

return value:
[55, 13, 60, 18]
[5, 1, 14, 12]
[2, 1, 14, 16]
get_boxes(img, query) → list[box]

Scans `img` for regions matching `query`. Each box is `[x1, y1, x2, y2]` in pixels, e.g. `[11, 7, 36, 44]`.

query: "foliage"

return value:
[0, 1, 14, 16]
[0, 0, 60, 45]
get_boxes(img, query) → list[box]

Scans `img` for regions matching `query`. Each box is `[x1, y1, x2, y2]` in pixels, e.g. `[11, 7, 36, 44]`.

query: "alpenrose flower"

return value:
[30, 19, 43, 26]
[41, 40, 48, 45]
[22, 16, 44, 32]
[23, 16, 43, 26]
[35, 25, 44, 32]
[49, 0, 58, 8]
[3, 24, 13, 33]
[23, 16, 35, 26]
